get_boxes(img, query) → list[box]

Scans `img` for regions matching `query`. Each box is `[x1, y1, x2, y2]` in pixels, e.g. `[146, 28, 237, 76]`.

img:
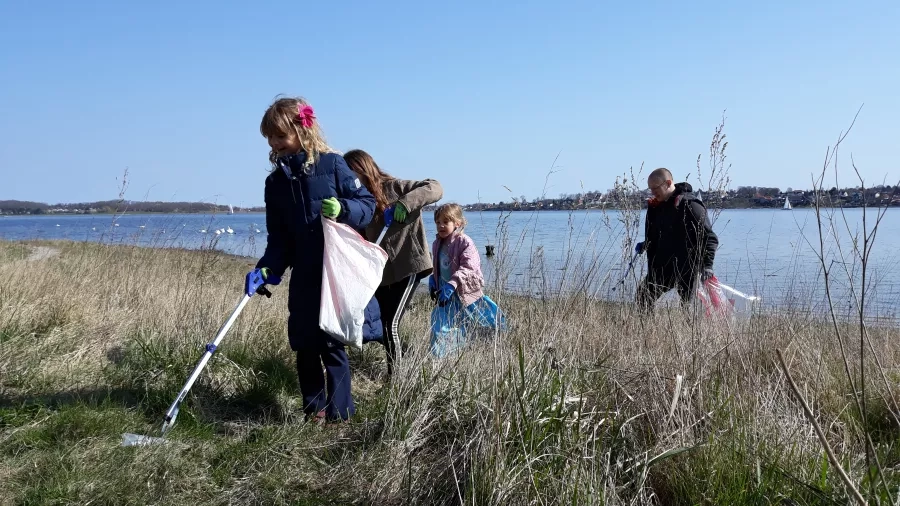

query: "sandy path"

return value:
[25, 246, 60, 262]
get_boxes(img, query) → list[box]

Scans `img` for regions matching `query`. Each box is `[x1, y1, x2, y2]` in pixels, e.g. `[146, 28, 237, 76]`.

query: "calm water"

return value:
[2, 209, 898, 319]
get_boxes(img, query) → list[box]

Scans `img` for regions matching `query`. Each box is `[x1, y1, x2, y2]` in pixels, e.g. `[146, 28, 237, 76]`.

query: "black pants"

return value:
[636, 269, 698, 311]
[374, 270, 430, 374]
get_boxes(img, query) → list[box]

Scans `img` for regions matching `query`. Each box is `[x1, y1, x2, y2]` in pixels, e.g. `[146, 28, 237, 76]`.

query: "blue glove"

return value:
[428, 276, 438, 301]
[635, 241, 645, 255]
[383, 206, 394, 228]
[245, 267, 281, 297]
[437, 282, 455, 307]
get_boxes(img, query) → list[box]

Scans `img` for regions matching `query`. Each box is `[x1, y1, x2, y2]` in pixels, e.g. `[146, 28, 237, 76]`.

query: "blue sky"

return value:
[1, 1, 898, 206]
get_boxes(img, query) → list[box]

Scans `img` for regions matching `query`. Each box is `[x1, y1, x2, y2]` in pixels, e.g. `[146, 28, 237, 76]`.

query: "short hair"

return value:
[433, 203, 467, 229]
[649, 167, 673, 182]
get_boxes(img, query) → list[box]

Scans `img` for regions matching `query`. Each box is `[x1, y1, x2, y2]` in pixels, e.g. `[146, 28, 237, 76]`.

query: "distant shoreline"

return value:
[3, 187, 899, 216]
[4, 206, 900, 217]
[0, 211, 266, 216]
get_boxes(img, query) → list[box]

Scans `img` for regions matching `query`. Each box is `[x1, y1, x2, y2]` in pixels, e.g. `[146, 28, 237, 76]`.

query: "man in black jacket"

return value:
[635, 168, 719, 310]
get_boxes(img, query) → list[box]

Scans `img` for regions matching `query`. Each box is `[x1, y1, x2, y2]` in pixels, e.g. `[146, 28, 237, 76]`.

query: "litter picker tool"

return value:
[121, 276, 274, 446]
[612, 251, 640, 292]
[375, 206, 395, 245]
[122, 209, 394, 446]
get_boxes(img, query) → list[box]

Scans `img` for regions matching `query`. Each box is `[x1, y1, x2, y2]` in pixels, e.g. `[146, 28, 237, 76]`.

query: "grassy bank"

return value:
[1, 240, 898, 505]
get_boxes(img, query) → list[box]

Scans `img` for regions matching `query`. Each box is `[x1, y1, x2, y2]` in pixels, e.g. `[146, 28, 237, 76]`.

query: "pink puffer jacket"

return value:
[431, 232, 485, 307]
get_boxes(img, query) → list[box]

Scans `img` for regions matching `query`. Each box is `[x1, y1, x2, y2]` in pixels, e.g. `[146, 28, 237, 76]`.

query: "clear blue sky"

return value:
[2, 1, 898, 206]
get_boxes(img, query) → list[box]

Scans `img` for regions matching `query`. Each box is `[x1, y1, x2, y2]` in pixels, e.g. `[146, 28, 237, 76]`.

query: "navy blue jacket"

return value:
[256, 151, 383, 350]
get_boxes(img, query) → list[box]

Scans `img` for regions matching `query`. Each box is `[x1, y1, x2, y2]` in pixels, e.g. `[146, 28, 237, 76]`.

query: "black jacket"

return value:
[644, 182, 718, 277]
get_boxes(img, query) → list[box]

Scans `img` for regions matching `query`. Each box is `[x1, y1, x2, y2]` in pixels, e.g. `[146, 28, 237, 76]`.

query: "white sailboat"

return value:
[783, 196, 792, 210]
[228, 204, 234, 214]
[697, 190, 703, 201]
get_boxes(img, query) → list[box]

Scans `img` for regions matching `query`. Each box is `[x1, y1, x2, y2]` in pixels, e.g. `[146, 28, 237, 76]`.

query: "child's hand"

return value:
[438, 283, 455, 307]
[322, 197, 341, 219]
[245, 267, 281, 297]
[393, 202, 408, 224]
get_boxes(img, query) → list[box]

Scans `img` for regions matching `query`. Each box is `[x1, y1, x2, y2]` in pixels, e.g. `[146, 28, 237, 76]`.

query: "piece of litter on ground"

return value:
[121, 433, 166, 447]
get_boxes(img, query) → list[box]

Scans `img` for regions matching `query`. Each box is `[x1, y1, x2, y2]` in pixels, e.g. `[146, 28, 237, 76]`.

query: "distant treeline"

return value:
[6, 182, 900, 216]
[0, 200, 265, 215]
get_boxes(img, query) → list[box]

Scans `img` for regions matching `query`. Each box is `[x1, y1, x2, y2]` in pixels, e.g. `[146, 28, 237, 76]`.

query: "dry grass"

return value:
[1, 239, 898, 505]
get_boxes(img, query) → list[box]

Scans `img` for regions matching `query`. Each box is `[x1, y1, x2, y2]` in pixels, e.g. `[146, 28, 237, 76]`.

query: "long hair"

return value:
[343, 149, 395, 214]
[259, 96, 337, 173]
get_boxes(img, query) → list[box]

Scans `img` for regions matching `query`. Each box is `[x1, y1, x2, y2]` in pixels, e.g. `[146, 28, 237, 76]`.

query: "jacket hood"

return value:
[649, 182, 695, 207]
[674, 182, 694, 195]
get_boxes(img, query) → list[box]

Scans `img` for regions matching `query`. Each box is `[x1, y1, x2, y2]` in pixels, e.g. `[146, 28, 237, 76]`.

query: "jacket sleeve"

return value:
[449, 235, 484, 293]
[256, 176, 291, 276]
[396, 178, 443, 213]
[334, 155, 376, 230]
[685, 200, 718, 271]
[643, 206, 655, 257]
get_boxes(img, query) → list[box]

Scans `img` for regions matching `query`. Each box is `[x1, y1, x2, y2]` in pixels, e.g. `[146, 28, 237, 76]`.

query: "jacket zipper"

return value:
[288, 172, 309, 225]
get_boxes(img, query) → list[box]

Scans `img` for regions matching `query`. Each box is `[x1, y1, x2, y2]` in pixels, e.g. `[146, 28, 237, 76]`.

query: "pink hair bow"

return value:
[296, 104, 316, 128]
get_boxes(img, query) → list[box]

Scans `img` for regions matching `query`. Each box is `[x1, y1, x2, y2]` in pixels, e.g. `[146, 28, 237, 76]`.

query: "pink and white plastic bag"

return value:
[696, 276, 760, 320]
[319, 217, 388, 349]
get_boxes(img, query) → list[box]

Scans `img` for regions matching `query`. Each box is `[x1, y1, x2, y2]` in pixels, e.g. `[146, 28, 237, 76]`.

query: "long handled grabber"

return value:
[613, 241, 646, 293]
[611, 251, 640, 292]
[121, 274, 276, 446]
[375, 206, 395, 245]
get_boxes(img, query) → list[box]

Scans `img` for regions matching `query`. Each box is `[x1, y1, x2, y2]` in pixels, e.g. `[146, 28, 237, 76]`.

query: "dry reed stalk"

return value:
[776, 349, 866, 505]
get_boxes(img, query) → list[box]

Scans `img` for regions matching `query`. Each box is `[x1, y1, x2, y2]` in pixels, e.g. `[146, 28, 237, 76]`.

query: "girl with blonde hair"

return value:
[246, 96, 380, 423]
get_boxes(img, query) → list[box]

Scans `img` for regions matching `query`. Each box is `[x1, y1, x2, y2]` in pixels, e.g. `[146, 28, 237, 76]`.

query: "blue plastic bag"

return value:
[429, 295, 506, 358]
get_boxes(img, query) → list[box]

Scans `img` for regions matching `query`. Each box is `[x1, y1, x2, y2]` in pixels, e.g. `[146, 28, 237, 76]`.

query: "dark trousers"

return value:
[295, 333, 354, 421]
[374, 270, 429, 375]
[636, 269, 698, 311]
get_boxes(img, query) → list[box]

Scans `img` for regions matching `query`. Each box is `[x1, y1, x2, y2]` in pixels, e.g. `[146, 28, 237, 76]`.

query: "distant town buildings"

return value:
[3, 185, 899, 215]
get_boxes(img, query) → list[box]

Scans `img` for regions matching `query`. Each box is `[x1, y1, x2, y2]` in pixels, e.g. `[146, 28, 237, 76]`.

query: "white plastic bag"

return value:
[319, 217, 388, 349]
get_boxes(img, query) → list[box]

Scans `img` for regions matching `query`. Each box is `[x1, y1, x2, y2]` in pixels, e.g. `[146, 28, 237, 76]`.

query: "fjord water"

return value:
[2, 208, 898, 319]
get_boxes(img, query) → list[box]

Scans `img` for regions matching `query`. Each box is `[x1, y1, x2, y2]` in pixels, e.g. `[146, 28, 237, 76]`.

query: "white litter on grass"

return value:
[121, 433, 166, 446]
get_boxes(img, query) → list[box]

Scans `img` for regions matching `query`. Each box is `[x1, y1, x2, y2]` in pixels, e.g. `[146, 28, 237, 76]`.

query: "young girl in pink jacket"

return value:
[429, 203, 505, 357]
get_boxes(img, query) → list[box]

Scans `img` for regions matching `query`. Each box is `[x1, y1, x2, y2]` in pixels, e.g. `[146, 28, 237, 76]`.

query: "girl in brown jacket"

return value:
[344, 149, 443, 375]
